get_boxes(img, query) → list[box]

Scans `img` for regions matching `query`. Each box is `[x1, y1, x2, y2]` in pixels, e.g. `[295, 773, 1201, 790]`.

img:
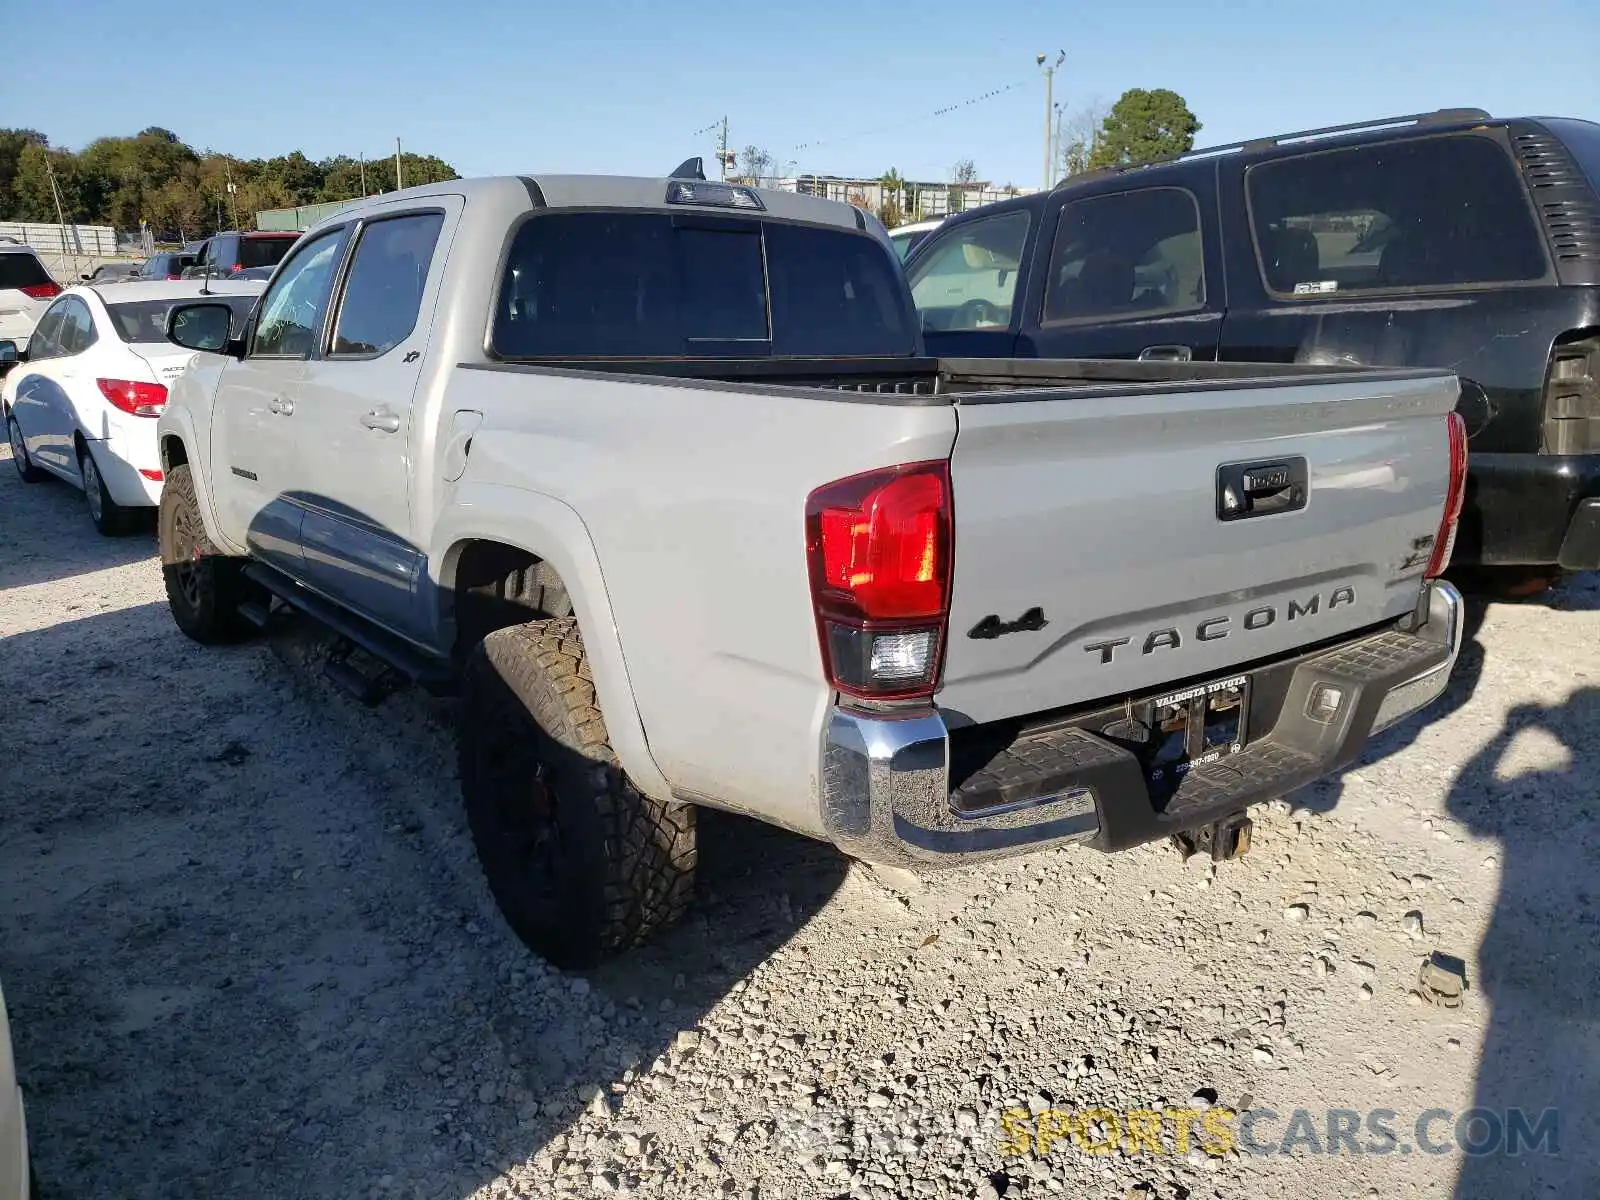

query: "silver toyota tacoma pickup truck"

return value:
[154, 169, 1467, 966]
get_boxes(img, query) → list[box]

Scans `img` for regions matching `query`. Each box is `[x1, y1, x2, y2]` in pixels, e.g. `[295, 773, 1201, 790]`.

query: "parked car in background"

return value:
[0, 246, 61, 353]
[0, 280, 262, 534]
[80, 262, 141, 284]
[903, 108, 1600, 577]
[181, 231, 299, 279]
[0, 976, 28, 1200]
[231, 265, 275, 280]
[887, 217, 944, 261]
[155, 172, 1464, 967]
[138, 251, 198, 280]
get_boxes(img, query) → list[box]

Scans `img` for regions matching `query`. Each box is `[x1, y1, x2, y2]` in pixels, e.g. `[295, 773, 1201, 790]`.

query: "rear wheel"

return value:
[459, 618, 696, 967]
[158, 463, 251, 643]
[78, 443, 136, 536]
[8, 412, 44, 483]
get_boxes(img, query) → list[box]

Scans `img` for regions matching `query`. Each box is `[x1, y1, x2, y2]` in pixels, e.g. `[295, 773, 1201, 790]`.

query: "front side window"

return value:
[331, 213, 445, 356]
[907, 211, 1029, 332]
[1247, 134, 1548, 296]
[252, 228, 348, 358]
[493, 213, 913, 358]
[25, 302, 67, 358]
[1042, 188, 1205, 324]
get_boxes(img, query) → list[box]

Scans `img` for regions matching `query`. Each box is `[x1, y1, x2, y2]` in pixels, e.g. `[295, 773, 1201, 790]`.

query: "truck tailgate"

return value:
[938, 370, 1459, 725]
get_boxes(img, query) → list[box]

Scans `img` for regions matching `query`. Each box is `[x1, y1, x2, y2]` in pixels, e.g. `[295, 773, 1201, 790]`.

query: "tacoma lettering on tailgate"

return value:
[1082, 587, 1357, 665]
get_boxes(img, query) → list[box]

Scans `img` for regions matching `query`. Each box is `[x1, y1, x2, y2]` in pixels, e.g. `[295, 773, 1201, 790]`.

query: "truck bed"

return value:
[463, 355, 1439, 400]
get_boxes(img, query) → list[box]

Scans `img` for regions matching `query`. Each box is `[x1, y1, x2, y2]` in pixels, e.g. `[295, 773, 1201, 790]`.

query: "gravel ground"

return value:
[2, 445, 1597, 1200]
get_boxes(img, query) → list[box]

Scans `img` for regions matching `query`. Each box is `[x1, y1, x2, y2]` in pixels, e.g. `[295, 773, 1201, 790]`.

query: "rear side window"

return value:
[906, 211, 1030, 332]
[0, 253, 51, 290]
[240, 236, 298, 270]
[331, 213, 445, 356]
[493, 212, 914, 359]
[1247, 134, 1548, 296]
[1043, 187, 1205, 323]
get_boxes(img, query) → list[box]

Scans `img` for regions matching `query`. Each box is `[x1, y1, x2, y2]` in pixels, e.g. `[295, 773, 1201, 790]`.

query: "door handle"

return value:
[1139, 344, 1193, 363]
[361, 408, 400, 433]
[268, 396, 294, 416]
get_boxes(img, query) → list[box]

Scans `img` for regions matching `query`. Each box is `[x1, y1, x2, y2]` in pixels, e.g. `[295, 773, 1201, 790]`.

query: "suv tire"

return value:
[158, 463, 251, 643]
[459, 618, 696, 967]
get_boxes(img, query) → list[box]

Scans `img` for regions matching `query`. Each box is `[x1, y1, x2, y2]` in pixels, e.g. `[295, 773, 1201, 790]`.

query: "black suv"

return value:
[182, 231, 300, 278]
[905, 109, 1600, 573]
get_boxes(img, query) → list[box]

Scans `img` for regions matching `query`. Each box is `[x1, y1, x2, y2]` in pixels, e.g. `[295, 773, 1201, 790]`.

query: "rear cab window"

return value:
[1247, 133, 1549, 296]
[492, 213, 915, 358]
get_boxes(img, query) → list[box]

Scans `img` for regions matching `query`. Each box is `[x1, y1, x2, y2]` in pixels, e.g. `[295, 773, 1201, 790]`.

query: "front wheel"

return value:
[158, 463, 251, 643]
[7, 412, 44, 482]
[459, 618, 697, 967]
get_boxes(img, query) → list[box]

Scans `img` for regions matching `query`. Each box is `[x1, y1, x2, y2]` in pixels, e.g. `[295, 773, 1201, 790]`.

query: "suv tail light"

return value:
[97, 378, 168, 417]
[20, 282, 60, 300]
[1426, 411, 1468, 578]
[1540, 337, 1600, 455]
[805, 461, 952, 701]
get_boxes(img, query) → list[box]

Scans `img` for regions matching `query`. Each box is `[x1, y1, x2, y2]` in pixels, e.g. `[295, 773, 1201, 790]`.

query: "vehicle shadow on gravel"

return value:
[1441, 684, 1600, 1198]
[0, 470, 157, 590]
[0, 596, 852, 1200]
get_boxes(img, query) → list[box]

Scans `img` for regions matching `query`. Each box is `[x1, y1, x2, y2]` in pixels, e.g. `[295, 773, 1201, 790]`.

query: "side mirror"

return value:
[166, 302, 237, 353]
[0, 339, 18, 364]
[997, 268, 1011, 287]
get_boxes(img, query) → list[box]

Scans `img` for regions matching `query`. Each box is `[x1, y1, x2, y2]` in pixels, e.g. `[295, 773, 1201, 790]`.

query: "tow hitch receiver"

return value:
[1171, 811, 1253, 862]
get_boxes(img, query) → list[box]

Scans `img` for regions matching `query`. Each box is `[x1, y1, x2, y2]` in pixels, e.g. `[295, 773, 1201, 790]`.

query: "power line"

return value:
[791, 79, 1028, 155]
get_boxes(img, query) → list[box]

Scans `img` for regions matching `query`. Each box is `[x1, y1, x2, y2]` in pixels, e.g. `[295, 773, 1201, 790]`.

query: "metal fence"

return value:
[0, 222, 119, 257]
[256, 199, 359, 232]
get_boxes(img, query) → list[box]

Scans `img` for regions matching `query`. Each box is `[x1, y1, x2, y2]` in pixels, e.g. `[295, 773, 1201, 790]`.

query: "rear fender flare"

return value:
[431, 484, 673, 802]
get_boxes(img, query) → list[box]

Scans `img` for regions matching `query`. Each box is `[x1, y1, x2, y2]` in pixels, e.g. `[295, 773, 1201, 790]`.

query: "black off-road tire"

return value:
[459, 618, 696, 968]
[8, 412, 44, 482]
[158, 463, 252, 644]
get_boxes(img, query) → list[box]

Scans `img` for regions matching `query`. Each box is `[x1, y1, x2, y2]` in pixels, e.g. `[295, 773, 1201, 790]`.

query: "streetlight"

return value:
[1037, 51, 1064, 191]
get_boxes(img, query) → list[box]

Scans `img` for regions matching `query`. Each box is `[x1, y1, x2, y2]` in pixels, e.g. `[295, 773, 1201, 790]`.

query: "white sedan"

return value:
[1, 280, 262, 535]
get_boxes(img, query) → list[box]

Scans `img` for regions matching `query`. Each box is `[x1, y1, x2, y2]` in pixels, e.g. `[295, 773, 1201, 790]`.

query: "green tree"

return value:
[1087, 88, 1201, 171]
[0, 129, 48, 217]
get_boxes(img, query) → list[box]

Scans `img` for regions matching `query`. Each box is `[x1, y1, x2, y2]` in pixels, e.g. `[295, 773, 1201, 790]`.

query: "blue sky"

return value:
[4, 0, 1596, 189]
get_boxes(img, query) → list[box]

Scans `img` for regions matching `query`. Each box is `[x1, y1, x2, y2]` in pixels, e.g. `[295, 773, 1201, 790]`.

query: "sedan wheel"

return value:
[78, 445, 135, 536]
[7, 414, 43, 483]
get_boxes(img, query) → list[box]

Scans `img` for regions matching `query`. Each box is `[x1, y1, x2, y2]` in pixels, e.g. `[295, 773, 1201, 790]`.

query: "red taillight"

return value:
[20, 282, 60, 300]
[166, 273, 182, 281]
[806, 461, 952, 701]
[139, 468, 164, 481]
[1426, 411, 1468, 578]
[96, 378, 168, 418]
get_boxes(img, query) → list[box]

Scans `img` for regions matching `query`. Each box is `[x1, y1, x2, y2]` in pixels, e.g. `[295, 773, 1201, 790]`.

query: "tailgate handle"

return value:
[1217, 458, 1308, 521]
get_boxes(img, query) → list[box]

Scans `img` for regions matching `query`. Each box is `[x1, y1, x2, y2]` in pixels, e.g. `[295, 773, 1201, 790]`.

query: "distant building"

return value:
[754, 175, 1034, 221]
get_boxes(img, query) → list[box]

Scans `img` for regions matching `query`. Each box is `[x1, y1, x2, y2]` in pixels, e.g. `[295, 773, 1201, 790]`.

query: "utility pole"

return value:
[395, 138, 404, 191]
[224, 159, 239, 229]
[1037, 51, 1064, 190]
[40, 151, 80, 277]
[1051, 103, 1065, 188]
[717, 117, 729, 180]
[359, 153, 368, 197]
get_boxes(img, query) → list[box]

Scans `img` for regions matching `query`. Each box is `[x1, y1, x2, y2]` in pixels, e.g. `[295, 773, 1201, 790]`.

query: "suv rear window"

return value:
[1247, 134, 1548, 296]
[239, 236, 298, 270]
[493, 212, 915, 358]
[0, 252, 51, 290]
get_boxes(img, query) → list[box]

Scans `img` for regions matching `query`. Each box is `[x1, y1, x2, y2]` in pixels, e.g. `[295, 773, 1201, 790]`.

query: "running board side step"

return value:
[240, 563, 457, 696]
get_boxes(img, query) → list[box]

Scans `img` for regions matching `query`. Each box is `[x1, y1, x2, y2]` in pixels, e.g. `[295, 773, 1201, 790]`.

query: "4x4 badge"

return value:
[968, 606, 1048, 640]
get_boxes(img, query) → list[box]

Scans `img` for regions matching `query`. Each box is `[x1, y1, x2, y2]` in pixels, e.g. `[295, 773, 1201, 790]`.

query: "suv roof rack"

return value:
[1058, 107, 1493, 188]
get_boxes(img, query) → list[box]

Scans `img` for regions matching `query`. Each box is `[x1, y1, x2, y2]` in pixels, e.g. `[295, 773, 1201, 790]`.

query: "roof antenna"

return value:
[669, 157, 707, 181]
